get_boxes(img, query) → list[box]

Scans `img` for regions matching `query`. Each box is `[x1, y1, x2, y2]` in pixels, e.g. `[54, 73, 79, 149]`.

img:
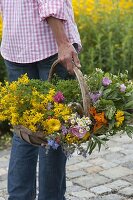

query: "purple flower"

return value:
[52, 142, 60, 150]
[48, 139, 54, 146]
[61, 125, 68, 135]
[120, 84, 126, 92]
[70, 126, 87, 138]
[53, 91, 65, 103]
[48, 139, 60, 150]
[90, 91, 102, 102]
[102, 77, 112, 86]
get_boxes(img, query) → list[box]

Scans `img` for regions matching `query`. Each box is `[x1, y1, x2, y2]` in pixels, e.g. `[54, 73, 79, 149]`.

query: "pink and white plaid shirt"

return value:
[0, 0, 82, 63]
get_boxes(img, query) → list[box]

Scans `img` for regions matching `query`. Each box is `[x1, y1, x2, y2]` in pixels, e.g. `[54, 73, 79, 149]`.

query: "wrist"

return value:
[57, 38, 70, 48]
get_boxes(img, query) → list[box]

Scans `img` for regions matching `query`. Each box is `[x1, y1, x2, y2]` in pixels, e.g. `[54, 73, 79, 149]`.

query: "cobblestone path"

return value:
[0, 133, 133, 200]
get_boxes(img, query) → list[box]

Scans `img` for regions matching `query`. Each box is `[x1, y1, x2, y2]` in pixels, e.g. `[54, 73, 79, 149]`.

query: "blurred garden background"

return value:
[0, 0, 133, 147]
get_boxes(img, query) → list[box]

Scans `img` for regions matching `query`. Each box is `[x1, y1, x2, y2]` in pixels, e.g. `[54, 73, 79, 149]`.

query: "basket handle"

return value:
[48, 59, 91, 117]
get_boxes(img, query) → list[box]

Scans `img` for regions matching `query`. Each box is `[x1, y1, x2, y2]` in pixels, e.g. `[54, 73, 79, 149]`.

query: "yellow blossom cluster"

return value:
[115, 110, 125, 127]
[0, 74, 72, 134]
[72, 0, 133, 16]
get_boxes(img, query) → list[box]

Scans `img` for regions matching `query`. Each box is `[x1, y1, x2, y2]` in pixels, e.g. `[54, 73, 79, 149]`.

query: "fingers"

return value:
[59, 56, 74, 75]
[58, 43, 81, 75]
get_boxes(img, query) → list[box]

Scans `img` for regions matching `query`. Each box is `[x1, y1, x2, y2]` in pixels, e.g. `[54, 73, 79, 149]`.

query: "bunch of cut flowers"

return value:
[0, 69, 133, 156]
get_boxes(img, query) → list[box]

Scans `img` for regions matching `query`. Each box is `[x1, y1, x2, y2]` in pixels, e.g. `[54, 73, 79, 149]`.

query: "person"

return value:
[0, 0, 82, 199]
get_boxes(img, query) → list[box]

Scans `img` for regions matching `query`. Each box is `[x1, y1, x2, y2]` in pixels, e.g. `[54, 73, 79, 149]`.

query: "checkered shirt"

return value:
[0, 0, 82, 63]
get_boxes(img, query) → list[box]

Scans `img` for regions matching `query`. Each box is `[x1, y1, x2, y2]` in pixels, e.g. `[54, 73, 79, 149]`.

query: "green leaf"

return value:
[125, 125, 133, 139]
[97, 141, 102, 152]
[125, 101, 133, 109]
[89, 140, 97, 154]
[103, 89, 112, 98]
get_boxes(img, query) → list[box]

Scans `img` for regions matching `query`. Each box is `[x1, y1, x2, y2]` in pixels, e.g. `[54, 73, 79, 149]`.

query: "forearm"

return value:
[46, 17, 70, 47]
[46, 16, 81, 74]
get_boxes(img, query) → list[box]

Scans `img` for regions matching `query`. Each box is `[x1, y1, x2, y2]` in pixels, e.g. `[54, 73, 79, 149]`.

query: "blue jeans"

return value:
[4, 46, 77, 200]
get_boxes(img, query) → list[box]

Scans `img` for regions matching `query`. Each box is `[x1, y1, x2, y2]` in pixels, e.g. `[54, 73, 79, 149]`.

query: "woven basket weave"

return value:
[13, 60, 91, 146]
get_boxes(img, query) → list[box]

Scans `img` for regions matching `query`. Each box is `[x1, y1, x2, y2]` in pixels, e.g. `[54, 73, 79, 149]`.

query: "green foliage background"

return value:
[77, 10, 133, 78]
[0, 3, 133, 138]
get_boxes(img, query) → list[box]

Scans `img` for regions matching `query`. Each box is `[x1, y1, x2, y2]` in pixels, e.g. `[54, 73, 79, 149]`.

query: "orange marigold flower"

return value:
[94, 112, 107, 124]
[89, 107, 97, 116]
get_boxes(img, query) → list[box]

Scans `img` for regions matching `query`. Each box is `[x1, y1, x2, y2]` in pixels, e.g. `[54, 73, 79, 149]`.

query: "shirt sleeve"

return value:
[38, 0, 67, 22]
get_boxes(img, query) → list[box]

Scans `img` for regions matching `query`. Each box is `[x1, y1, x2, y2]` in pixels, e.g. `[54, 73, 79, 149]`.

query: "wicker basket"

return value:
[13, 60, 91, 146]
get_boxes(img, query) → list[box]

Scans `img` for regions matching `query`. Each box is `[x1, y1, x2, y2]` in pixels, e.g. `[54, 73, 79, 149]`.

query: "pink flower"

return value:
[53, 91, 65, 103]
[102, 77, 112, 86]
[120, 84, 126, 92]
[70, 126, 87, 138]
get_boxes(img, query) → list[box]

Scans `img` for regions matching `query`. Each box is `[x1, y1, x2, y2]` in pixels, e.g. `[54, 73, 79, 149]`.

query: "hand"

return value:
[58, 42, 81, 75]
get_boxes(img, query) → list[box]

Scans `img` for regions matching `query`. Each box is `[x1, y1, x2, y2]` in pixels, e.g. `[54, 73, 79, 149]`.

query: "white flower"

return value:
[71, 119, 76, 125]
[78, 121, 84, 127]
[86, 126, 90, 131]
[79, 129, 84, 133]
[96, 68, 103, 73]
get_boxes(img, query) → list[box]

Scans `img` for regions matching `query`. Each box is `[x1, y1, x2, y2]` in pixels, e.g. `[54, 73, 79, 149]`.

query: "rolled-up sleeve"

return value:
[38, 0, 67, 22]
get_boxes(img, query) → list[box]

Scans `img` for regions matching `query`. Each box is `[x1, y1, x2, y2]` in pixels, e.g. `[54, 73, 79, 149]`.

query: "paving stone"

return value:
[0, 174, 7, 181]
[0, 180, 7, 190]
[122, 174, 133, 183]
[104, 179, 131, 191]
[99, 166, 133, 179]
[121, 149, 133, 155]
[0, 169, 7, 176]
[100, 161, 119, 169]
[122, 161, 133, 170]
[89, 158, 107, 166]
[118, 186, 133, 197]
[67, 170, 86, 179]
[85, 166, 103, 174]
[102, 152, 125, 163]
[106, 140, 122, 148]
[111, 134, 132, 143]
[90, 185, 112, 195]
[67, 161, 92, 171]
[122, 143, 133, 150]
[0, 162, 9, 168]
[71, 190, 96, 198]
[90, 194, 126, 200]
[108, 146, 123, 152]
[0, 133, 133, 200]
[66, 196, 81, 200]
[66, 180, 73, 187]
[66, 185, 84, 193]
[0, 149, 11, 158]
[73, 174, 110, 188]
[67, 157, 82, 166]
[114, 154, 133, 164]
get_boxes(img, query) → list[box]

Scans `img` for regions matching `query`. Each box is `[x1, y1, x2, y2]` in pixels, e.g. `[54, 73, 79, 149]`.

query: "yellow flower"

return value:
[115, 110, 124, 119]
[115, 110, 125, 127]
[9, 82, 17, 91]
[54, 103, 71, 119]
[0, 113, 7, 121]
[46, 89, 56, 102]
[29, 125, 37, 132]
[65, 133, 79, 144]
[11, 113, 19, 125]
[17, 74, 30, 84]
[44, 118, 61, 134]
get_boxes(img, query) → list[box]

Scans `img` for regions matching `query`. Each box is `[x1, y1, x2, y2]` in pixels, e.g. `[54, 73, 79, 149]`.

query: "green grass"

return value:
[77, 9, 133, 79]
